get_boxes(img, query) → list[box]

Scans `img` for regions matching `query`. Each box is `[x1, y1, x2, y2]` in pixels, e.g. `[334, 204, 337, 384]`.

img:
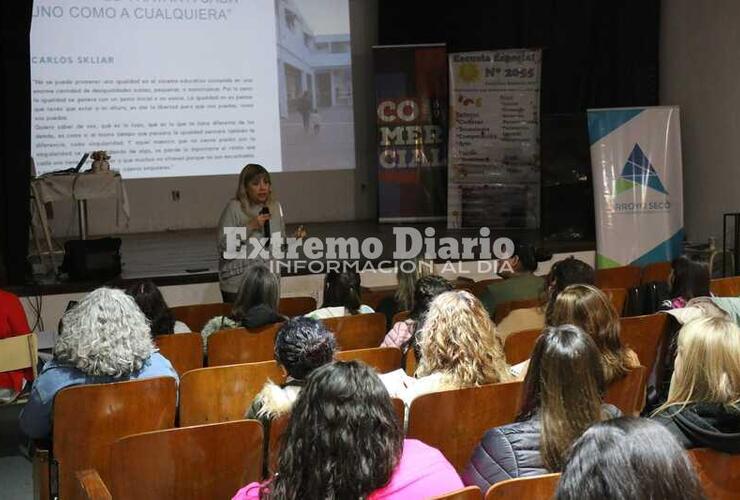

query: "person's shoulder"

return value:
[360, 304, 375, 314]
[140, 352, 178, 379]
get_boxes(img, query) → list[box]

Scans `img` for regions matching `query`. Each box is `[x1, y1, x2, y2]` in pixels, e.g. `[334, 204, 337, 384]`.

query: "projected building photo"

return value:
[276, 0, 355, 170]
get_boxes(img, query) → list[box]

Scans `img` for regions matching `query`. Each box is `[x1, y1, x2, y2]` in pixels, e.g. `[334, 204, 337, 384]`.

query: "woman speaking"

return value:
[217, 163, 303, 303]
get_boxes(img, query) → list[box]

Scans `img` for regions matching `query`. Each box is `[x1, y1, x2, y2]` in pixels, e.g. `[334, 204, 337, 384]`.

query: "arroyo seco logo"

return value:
[612, 144, 671, 213]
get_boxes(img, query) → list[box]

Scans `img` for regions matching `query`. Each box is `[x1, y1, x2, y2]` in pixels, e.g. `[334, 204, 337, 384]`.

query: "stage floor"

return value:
[14, 221, 594, 296]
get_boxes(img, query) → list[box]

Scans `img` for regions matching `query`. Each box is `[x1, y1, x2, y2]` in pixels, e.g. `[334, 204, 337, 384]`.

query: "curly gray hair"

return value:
[54, 287, 155, 377]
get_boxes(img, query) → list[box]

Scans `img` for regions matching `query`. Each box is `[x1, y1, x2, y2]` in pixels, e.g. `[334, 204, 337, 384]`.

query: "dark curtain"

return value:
[0, 2, 32, 285]
[378, 0, 660, 240]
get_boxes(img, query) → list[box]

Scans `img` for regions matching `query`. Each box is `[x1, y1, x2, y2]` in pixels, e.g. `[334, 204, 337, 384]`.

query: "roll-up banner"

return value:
[587, 106, 684, 268]
[447, 49, 542, 229]
[374, 43, 448, 223]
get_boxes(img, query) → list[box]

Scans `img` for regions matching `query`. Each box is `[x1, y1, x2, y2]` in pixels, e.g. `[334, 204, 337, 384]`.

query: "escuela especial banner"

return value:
[587, 106, 684, 268]
[374, 43, 448, 223]
[447, 49, 541, 229]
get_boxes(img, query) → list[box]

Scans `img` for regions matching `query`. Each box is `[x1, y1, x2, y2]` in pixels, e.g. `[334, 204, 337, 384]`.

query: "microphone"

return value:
[259, 206, 271, 242]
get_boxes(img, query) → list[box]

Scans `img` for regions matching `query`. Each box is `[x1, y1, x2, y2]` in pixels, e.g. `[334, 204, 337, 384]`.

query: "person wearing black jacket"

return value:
[652, 316, 740, 453]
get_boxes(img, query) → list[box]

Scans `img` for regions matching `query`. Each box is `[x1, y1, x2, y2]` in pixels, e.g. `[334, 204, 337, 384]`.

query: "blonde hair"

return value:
[655, 317, 740, 415]
[549, 284, 634, 384]
[395, 258, 434, 311]
[417, 290, 511, 387]
[236, 163, 272, 214]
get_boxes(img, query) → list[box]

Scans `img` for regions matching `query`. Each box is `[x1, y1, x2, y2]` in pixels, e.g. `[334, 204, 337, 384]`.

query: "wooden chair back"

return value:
[107, 420, 263, 500]
[279, 296, 316, 317]
[335, 347, 402, 373]
[404, 350, 418, 376]
[603, 287, 628, 316]
[640, 261, 672, 284]
[604, 365, 647, 415]
[710, 276, 740, 297]
[171, 303, 231, 332]
[429, 485, 483, 500]
[207, 323, 283, 367]
[52, 377, 177, 500]
[503, 328, 542, 365]
[154, 333, 203, 376]
[596, 265, 642, 289]
[179, 360, 285, 426]
[392, 310, 410, 324]
[619, 313, 668, 374]
[322, 312, 387, 350]
[0, 332, 37, 377]
[406, 381, 523, 472]
[494, 298, 542, 325]
[485, 473, 560, 500]
[689, 448, 740, 500]
[360, 286, 396, 311]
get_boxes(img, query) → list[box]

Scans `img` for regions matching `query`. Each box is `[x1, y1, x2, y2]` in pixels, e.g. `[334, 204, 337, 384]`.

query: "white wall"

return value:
[46, 0, 378, 237]
[660, 0, 740, 244]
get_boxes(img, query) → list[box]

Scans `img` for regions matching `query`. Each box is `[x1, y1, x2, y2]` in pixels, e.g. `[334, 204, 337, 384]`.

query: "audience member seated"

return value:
[305, 270, 374, 320]
[202, 263, 285, 352]
[125, 280, 190, 336]
[479, 244, 544, 318]
[389, 290, 511, 406]
[518, 284, 640, 382]
[380, 275, 453, 355]
[462, 325, 621, 492]
[496, 256, 594, 338]
[19, 287, 178, 439]
[661, 255, 711, 310]
[0, 289, 33, 403]
[232, 361, 463, 499]
[651, 317, 740, 453]
[556, 417, 705, 500]
[245, 317, 336, 428]
[376, 257, 434, 329]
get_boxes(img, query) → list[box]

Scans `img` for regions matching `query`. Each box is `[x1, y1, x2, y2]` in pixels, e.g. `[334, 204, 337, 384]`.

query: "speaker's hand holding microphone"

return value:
[249, 206, 271, 233]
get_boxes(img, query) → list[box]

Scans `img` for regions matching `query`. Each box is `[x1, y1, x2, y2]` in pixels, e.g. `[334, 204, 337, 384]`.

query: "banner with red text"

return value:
[448, 49, 541, 228]
[374, 44, 447, 222]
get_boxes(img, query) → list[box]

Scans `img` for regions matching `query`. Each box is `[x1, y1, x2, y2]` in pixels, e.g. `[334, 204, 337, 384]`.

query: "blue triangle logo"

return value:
[618, 144, 668, 195]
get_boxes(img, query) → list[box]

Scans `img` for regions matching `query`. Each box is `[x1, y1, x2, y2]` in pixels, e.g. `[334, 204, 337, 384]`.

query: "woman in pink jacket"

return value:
[232, 360, 462, 500]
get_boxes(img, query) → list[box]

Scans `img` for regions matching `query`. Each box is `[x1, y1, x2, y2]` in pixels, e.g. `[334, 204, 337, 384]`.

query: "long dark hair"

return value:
[124, 280, 175, 336]
[670, 255, 710, 300]
[230, 264, 279, 322]
[544, 257, 595, 317]
[321, 270, 362, 314]
[266, 361, 403, 499]
[274, 317, 337, 379]
[518, 325, 605, 471]
[557, 417, 706, 500]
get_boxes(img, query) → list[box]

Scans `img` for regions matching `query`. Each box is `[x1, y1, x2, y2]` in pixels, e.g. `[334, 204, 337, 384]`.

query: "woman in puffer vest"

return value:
[462, 324, 622, 492]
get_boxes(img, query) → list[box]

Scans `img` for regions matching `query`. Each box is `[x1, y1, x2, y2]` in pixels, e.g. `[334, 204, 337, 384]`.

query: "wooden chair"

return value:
[503, 328, 541, 365]
[619, 313, 668, 375]
[51, 377, 177, 500]
[485, 473, 560, 500]
[207, 323, 283, 367]
[179, 360, 285, 426]
[76, 420, 263, 500]
[171, 302, 231, 332]
[596, 265, 641, 289]
[603, 287, 628, 316]
[335, 347, 403, 373]
[689, 448, 740, 500]
[406, 381, 524, 472]
[322, 312, 387, 350]
[710, 276, 740, 297]
[604, 365, 647, 415]
[76, 469, 112, 500]
[494, 297, 542, 325]
[429, 485, 483, 500]
[641, 261, 672, 284]
[360, 286, 396, 311]
[279, 296, 316, 317]
[154, 333, 202, 376]
[392, 310, 410, 324]
[404, 350, 418, 375]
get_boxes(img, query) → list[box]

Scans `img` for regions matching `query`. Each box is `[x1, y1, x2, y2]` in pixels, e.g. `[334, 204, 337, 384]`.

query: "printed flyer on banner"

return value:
[447, 49, 541, 229]
[374, 44, 448, 223]
[587, 106, 684, 268]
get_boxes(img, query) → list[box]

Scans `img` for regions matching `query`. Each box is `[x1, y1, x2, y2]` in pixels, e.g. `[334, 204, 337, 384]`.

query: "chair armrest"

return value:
[76, 469, 112, 500]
